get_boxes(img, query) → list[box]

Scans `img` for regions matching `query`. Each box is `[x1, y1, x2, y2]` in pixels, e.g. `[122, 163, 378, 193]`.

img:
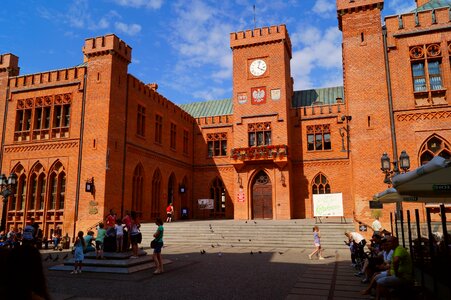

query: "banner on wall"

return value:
[198, 199, 214, 209]
[312, 193, 344, 217]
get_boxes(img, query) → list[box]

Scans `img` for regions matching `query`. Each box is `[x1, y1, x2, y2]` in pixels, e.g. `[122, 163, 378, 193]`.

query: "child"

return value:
[308, 226, 324, 260]
[71, 231, 86, 274]
[95, 223, 107, 259]
[115, 219, 124, 252]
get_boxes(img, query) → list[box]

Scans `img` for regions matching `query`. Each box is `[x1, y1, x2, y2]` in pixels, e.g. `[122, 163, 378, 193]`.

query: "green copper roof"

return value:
[413, 0, 451, 12]
[179, 86, 344, 118]
[292, 86, 344, 107]
[179, 98, 233, 118]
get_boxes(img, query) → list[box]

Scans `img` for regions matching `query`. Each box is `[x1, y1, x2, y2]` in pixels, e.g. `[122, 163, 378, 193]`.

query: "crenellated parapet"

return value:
[0, 53, 20, 76]
[195, 114, 233, 127]
[230, 25, 292, 54]
[9, 66, 86, 90]
[297, 103, 346, 119]
[83, 34, 132, 64]
[385, 6, 451, 38]
[336, 0, 384, 30]
[128, 75, 195, 123]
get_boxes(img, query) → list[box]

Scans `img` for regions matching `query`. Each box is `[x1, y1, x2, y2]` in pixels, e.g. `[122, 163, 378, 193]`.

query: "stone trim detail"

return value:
[4, 140, 78, 153]
[397, 110, 451, 122]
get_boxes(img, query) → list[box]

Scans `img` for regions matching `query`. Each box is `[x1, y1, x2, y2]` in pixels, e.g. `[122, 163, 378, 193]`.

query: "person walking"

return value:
[152, 217, 164, 274]
[71, 231, 86, 274]
[308, 226, 324, 260]
[166, 203, 174, 223]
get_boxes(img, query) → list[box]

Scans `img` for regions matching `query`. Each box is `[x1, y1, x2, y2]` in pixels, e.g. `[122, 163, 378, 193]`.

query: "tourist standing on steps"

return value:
[130, 211, 142, 258]
[372, 216, 382, 235]
[308, 226, 325, 260]
[71, 231, 86, 274]
[152, 217, 164, 274]
[166, 203, 174, 222]
[115, 219, 124, 252]
[95, 223, 107, 259]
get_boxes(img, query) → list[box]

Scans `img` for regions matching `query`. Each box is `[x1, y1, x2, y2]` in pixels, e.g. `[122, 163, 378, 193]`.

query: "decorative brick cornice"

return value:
[296, 160, 349, 167]
[4, 140, 78, 153]
[397, 110, 451, 122]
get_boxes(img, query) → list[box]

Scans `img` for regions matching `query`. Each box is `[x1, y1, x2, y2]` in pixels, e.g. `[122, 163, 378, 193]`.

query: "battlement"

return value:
[9, 66, 86, 90]
[0, 53, 19, 76]
[337, 0, 384, 30]
[230, 25, 292, 53]
[297, 103, 346, 119]
[83, 34, 132, 63]
[128, 75, 194, 123]
[196, 114, 233, 127]
[385, 6, 451, 36]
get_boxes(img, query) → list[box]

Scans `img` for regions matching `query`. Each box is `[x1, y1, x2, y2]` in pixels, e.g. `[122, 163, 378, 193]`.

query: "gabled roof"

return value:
[292, 86, 344, 108]
[413, 0, 451, 12]
[179, 86, 344, 118]
[179, 98, 232, 118]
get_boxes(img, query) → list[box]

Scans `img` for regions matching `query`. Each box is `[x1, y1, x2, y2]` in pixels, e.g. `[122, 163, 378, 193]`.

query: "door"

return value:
[252, 171, 273, 219]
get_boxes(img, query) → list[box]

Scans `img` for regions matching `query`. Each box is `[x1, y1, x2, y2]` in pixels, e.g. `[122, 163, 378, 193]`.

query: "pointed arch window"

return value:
[151, 169, 161, 219]
[312, 173, 331, 194]
[132, 164, 144, 212]
[29, 174, 37, 210]
[59, 173, 66, 209]
[210, 177, 226, 215]
[419, 135, 450, 165]
[48, 162, 66, 210]
[38, 174, 46, 210]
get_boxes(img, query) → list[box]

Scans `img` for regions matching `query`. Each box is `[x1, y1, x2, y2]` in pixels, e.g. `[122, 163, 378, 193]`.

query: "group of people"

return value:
[344, 229, 413, 299]
[69, 209, 165, 275]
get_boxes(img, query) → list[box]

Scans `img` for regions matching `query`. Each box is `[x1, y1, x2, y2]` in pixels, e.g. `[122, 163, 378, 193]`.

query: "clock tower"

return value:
[230, 25, 294, 219]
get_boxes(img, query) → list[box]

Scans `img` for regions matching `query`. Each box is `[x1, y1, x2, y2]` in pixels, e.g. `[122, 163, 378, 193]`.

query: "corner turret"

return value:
[83, 34, 132, 64]
[0, 53, 20, 76]
[337, 0, 384, 30]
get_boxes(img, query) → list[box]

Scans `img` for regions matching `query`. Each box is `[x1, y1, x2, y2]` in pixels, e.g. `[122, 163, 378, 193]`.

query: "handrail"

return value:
[86, 220, 102, 232]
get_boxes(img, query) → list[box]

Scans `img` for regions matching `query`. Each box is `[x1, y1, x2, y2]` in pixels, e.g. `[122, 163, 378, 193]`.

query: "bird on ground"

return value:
[211, 244, 215, 248]
[200, 250, 206, 254]
[63, 253, 69, 260]
[250, 251, 253, 255]
[278, 252, 283, 255]
[254, 221, 257, 224]
[238, 239, 240, 242]
[245, 221, 247, 223]
[249, 239, 251, 242]
[53, 255, 59, 261]
[216, 243, 220, 247]
[258, 251, 262, 254]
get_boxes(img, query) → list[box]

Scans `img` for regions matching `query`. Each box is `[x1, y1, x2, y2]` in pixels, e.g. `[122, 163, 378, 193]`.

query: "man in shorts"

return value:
[95, 223, 107, 259]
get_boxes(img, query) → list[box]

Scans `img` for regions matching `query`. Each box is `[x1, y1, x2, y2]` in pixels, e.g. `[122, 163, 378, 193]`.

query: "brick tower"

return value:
[337, 0, 393, 219]
[229, 25, 294, 219]
[79, 35, 132, 229]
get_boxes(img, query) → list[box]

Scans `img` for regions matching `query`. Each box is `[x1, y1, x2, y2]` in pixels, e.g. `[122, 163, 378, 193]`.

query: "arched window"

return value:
[151, 169, 161, 219]
[48, 161, 66, 210]
[312, 173, 331, 194]
[11, 164, 25, 211]
[419, 135, 450, 165]
[132, 164, 144, 212]
[168, 173, 176, 206]
[38, 173, 46, 210]
[29, 163, 45, 211]
[210, 177, 225, 215]
[17, 175, 26, 211]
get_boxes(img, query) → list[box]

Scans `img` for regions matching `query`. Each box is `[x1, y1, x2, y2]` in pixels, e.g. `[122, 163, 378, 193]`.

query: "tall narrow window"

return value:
[18, 176, 26, 211]
[410, 44, 443, 93]
[207, 133, 228, 157]
[50, 174, 57, 210]
[137, 104, 146, 137]
[210, 177, 226, 215]
[34, 107, 43, 130]
[183, 129, 189, 154]
[248, 122, 271, 147]
[170, 123, 177, 150]
[132, 164, 144, 212]
[39, 175, 46, 210]
[312, 173, 331, 194]
[63, 105, 70, 127]
[43, 107, 51, 129]
[53, 105, 62, 128]
[59, 173, 66, 209]
[30, 175, 37, 210]
[155, 115, 163, 144]
[307, 125, 331, 151]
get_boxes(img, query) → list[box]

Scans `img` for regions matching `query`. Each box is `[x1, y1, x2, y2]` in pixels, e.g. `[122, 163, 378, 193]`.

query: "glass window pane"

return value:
[214, 141, 220, 156]
[221, 140, 227, 156]
[324, 133, 331, 150]
[265, 131, 271, 145]
[307, 134, 314, 151]
[315, 134, 323, 150]
[248, 132, 255, 147]
[207, 141, 213, 157]
[35, 108, 42, 130]
[257, 132, 264, 146]
[64, 105, 70, 127]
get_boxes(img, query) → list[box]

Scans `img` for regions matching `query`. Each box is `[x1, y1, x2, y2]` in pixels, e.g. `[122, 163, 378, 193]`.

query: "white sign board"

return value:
[198, 199, 214, 210]
[313, 193, 344, 217]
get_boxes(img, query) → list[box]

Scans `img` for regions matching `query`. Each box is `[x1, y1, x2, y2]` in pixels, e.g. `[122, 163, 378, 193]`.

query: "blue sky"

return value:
[1, 0, 416, 104]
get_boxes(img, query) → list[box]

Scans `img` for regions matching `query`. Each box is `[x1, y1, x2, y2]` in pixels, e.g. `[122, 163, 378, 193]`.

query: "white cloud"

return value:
[291, 25, 343, 90]
[312, 0, 335, 17]
[115, 22, 142, 36]
[113, 0, 163, 9]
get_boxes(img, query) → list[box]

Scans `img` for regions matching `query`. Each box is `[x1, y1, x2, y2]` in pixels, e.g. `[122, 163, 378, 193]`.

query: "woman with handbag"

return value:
[152, 217, 164, 274]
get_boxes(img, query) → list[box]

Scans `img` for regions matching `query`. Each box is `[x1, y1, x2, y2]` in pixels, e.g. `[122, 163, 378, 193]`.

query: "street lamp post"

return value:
[380, 150, 410, 216]
[0, 173, 17, 232]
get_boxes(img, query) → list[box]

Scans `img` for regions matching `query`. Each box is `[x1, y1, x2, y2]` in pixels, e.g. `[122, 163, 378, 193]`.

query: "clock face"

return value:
[249, 59, 267, 76]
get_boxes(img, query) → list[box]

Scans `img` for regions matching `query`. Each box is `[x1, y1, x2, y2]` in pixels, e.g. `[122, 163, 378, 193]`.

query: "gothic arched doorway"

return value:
[252, 170, 273, 219]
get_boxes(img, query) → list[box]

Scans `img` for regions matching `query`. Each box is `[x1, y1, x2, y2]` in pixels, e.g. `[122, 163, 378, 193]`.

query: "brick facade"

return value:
[0, 0, 449, 239]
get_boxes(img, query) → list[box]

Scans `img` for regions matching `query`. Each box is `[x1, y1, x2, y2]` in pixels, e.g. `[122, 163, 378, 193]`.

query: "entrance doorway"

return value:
[252, 171, 273, 219]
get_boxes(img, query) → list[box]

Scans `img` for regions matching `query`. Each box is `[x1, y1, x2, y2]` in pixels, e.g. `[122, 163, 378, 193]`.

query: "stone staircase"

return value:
[139, 219, 355, 250]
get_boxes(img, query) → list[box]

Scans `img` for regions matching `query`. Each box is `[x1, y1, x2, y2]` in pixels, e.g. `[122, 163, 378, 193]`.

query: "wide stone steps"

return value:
[139, 219, 355, 249]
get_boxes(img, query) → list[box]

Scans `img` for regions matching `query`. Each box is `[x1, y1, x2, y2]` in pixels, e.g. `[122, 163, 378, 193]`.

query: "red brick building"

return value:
[0, 0, 449, 238]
